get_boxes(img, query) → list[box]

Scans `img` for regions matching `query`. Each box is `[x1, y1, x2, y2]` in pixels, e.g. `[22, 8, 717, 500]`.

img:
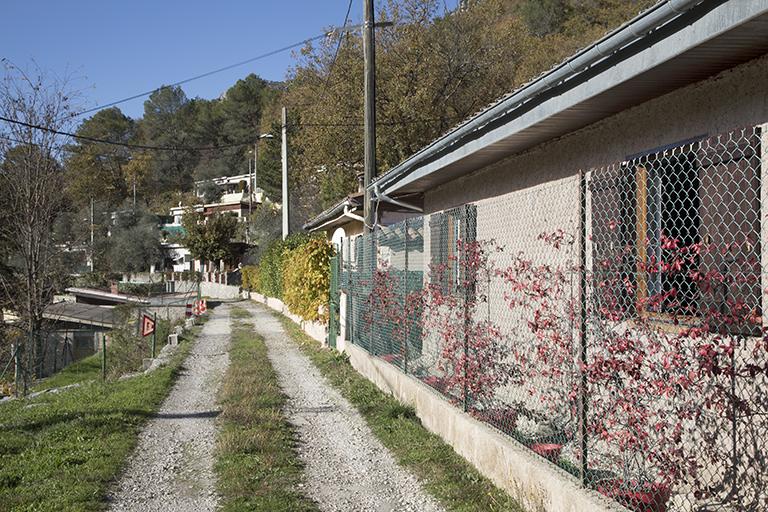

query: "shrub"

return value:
[74, 271, 121, 290]
[258, 233, 310, 299]
[241, 265, 260, 292]
[117, 282, 165, 296]
[282, 237, 334, 322]
[104, 306, 176, 379]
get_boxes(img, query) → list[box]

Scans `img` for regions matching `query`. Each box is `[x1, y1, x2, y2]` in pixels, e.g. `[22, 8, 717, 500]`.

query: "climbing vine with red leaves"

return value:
[358, 223, 768, 511]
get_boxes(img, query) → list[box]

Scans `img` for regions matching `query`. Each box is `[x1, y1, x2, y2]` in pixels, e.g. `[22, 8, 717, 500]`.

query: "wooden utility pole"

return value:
[281, 107, 289, 239]
[90, 197, 94, 272]
[363, 0, 376, 233]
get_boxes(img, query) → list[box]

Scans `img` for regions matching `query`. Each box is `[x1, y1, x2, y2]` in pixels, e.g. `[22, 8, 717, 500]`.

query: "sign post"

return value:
[151, 313, 157, 358]
[141, 313, 157, 357]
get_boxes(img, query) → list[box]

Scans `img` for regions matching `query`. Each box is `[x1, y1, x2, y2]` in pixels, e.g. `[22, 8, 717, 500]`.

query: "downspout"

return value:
[342, 205, 366, 223]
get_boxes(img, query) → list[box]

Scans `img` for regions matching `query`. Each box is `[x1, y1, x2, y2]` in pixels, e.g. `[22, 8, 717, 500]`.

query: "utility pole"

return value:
[281, 107, 289, 240]
[247, 158, 253, 243]
[363, 0, 376, 233]
[90, 197, 94, 272]
[254, 140, 259, 191]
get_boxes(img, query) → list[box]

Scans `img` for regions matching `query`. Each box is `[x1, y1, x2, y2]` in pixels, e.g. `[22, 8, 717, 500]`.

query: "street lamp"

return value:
[247, 133, 274, 243]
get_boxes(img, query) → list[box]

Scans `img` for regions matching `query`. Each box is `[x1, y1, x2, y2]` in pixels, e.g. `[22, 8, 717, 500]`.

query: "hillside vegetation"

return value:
[60, 0, 656, 223]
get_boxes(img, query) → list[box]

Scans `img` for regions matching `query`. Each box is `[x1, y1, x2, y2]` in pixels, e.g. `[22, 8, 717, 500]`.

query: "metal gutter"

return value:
[303, 199, 356, 231]
[371, 0, 705, 193]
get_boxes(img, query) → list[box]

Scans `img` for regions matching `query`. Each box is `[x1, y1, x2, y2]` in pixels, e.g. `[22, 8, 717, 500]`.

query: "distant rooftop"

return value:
[44, 302, 116, 329]
[65, 287, 149, 305]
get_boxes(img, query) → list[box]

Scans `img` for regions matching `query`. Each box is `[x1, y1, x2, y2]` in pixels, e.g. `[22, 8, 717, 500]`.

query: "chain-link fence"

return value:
[341, 125, 767, 512]
[1, 278, 201, 396]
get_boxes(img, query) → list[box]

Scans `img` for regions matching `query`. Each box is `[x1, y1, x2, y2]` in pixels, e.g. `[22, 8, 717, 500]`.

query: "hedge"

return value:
[282, 238, 334, 322]
[117, 281, 166, 296]
[241, 265, 260, 293]
[247, 235, 334, 322]
[257, 233, 310, 299]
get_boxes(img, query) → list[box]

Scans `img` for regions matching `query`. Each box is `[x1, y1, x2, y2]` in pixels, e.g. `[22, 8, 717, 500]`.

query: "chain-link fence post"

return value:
[101, 333, 107, 381]
[12, 342, 21, 398]
[461, 206, 470, 413]
[403, 217, 409, 375]
[577, 168, 589, 486]
[369, 228, 377, 354]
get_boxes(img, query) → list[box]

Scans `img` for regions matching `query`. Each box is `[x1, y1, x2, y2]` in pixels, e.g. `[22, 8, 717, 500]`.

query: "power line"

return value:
[0, 113, 463, 155]
[67, 31, 336, 120]
[318, 0, 355, 103]
[0, 115, 249, 152]
[290, 115, 462, 128]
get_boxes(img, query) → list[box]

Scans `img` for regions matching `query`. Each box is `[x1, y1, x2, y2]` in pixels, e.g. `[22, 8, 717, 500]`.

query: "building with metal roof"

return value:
[324, 2, 768, 511]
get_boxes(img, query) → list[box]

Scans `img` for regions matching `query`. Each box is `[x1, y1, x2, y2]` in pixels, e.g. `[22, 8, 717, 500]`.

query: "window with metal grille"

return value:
[429, 204, 477, 295]
[590, 127, 762, 334]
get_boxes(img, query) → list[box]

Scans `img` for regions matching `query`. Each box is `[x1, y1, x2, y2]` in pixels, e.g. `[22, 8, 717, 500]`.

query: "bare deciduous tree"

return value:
[0, 61, 80, 395]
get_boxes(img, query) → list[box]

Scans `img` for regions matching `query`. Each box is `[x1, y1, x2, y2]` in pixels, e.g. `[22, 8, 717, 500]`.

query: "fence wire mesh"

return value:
[340, 125, 767, 512]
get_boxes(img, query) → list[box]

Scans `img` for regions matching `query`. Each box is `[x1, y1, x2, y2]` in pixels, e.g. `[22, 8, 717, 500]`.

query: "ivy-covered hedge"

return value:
[282, 238, 334, 322]
[249, 234, 334, 322]
[241, 265, 260, 292]
[257, 233, 310, 299]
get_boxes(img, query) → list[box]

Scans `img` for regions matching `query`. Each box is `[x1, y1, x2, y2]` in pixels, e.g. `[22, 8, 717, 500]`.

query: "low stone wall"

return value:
[344, 342, 623, 512]
[144, 304, 188, 323]
[200, 281, 241, 300]
[246, 292, 327, 344]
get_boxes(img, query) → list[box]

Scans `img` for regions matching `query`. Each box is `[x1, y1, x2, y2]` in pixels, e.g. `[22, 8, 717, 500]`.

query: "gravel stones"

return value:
[242, 302, 445, 512]
[106, 305, 231, 512]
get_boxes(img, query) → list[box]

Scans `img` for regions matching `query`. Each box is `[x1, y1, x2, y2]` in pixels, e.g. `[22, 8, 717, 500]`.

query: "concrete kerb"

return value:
[245, 291, 327, 344]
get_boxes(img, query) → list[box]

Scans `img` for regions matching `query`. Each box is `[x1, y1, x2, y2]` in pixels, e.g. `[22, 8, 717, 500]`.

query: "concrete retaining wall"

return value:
[171, 280, 241, 299]
[255, 289, 617, 511]
[144, 305, 188, 323]
[344, 342, 623, 512]
[200, 281, 241, 299]
[246, 292, 328, 344]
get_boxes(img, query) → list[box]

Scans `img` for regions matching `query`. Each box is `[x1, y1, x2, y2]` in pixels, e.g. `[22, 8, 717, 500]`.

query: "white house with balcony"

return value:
[160, 174, 276, 272]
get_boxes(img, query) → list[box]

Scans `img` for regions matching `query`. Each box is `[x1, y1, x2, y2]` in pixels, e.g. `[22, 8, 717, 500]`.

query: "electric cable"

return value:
[67, 30, 337, 120]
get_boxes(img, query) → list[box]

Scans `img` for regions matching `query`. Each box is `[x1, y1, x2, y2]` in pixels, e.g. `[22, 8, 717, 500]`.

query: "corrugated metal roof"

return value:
[374, 0, 768, 196]
[44, 302, 116, 329]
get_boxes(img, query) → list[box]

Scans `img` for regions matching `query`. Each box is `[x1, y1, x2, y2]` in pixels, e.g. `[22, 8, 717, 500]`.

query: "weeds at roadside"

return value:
[215, 308, 317, 512]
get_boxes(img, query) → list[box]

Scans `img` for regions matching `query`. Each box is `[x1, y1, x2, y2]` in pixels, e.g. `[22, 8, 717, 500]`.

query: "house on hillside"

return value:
[325, 1, 768, 511]
[160, 174, 276, 273]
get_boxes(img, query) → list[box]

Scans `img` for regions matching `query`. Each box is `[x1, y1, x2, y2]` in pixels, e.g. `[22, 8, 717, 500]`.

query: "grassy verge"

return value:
[32, 354, 103, 391]
[274, 313, 524, 512]
[215, 308, 317, 512]
[0, 320, 203, 512]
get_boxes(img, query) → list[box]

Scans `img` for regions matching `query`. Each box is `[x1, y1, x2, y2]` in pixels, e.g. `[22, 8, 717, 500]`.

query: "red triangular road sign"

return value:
[141, 314, 156, 337]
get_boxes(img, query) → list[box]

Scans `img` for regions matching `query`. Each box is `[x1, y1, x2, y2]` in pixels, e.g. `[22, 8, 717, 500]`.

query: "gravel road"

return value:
[242, 302, 445, 512]
[107, 304, 231, 512]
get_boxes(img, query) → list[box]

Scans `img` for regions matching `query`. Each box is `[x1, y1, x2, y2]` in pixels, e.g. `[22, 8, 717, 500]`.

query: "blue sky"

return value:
[0, 0, 382, 119]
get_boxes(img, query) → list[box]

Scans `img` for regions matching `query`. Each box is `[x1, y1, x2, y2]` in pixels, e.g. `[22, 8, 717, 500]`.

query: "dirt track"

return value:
[241, 302, 444, 512]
